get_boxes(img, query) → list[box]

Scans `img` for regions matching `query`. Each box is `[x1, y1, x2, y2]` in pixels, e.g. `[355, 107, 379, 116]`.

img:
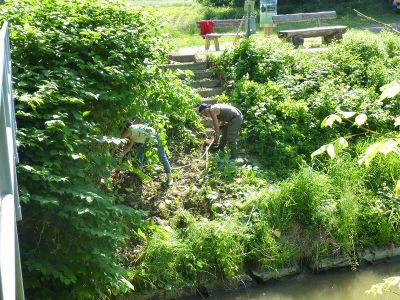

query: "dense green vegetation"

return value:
[132, 32, 400, 295]
[4, 0, 400, 298]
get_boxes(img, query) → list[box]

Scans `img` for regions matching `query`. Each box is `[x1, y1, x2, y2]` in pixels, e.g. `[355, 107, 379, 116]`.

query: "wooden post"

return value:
[246, 0, 252, 37]
[264, 25, 273, 36]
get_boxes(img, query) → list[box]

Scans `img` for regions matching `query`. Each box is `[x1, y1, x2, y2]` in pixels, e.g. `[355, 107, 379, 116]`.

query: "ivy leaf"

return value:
[336, 137, 348, 149]
[63, 97, 84, 105]
[358, 142, 382, 166]
[31, 195, 59, 205]
[84, 92, 100, 100]
[394, 117, 400, 127]
[93, 135, 124, 145]
[45, 119, 66, 128]
[77, 208, 95, 216]
[379, 81, 400, 100]
[311, 144, 327, 159]
[71, 153, 86, 160]
[395, 181, 400, 196]
[379, 139, 400, 155]
[357, 139, 400, 166]
[340, 111, 356, 119]
[119, 277, 135, 291]
[321, 114, 342, 128]
[327, 144, 335, 159]
[312, 137, 349, 160]
[354, 114, 367, 127]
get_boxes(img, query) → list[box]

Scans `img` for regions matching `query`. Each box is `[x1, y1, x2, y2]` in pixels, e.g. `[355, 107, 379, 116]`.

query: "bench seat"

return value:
[278, 25, 348, 47]
[203, 33, 245, 38]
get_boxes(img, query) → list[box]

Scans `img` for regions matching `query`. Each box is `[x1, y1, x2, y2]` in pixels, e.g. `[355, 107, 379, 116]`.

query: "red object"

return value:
[199, 20, 214, 39]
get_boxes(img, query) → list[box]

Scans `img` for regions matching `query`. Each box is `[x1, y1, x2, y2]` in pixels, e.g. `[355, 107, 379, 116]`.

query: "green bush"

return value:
[215, 38, 295, 84]
[137, 231, 190, 290]
[140, 217, 247, 289]
[322, 32, 390, 89]
[214, 35, 400, 173]
[276, 167, 333, 227]
[3, 0, 200, 297]
[247, 217, 297, 271]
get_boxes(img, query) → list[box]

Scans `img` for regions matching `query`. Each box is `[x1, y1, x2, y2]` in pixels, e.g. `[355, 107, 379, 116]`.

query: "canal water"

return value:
[196, 258, 400, 300]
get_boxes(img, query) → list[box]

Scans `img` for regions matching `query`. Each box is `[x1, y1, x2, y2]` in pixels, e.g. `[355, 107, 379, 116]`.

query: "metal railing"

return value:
[0, 21, 25, 300]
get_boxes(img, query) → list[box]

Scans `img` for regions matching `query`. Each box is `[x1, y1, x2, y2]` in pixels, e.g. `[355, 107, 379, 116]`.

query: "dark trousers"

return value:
[218, 114, 243, 158]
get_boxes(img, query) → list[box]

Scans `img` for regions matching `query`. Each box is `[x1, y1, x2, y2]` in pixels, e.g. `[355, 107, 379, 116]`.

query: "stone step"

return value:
[200, 97, 217, 105]
[169, 53, 196, 63]
[190, 78, 220, 89]
[191, 69, 214, 80]
[178, 69, 214, 80]
[195, 87, 224, 98]
[164, 62, 207, 71]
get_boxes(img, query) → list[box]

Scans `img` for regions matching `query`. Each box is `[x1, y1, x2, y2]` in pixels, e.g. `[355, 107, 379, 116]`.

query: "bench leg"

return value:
[323, 33, 343, 44]
[291, 35, 304, 48]
[205, 38, 210, 50]
[214, 37, 220, 51]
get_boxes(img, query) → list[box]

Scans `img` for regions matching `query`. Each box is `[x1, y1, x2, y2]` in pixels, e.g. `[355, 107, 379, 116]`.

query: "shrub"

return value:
[185, 218, 247, 282]
[214, 38, 295, 84]
[139, 217, 247, 289]
[246, 216, 297, 271]
[214, 34, 400, 173]
[137, 231, 190, 290]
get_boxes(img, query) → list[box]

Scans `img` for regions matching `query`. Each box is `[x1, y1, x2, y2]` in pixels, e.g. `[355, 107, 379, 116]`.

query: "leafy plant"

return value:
[312, 81, 400, 194]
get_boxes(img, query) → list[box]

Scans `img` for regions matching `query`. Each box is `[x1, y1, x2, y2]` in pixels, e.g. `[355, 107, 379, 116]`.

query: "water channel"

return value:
[190, 258, 400, 300]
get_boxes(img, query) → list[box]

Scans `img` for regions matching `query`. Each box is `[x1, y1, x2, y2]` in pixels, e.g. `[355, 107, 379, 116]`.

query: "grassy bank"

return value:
[122, 27, 400, 295]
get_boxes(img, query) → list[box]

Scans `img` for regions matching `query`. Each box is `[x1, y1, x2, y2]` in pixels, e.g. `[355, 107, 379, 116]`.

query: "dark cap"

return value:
[198, 103, 209, 112]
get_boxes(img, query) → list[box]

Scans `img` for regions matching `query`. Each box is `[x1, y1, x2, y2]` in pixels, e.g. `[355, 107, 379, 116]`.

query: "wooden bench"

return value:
[196, 19, 245, 51]
[272, 11, 347, 47]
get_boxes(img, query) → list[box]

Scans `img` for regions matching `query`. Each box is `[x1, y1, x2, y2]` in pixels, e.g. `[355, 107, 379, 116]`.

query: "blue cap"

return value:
[198, 103, 209, 112]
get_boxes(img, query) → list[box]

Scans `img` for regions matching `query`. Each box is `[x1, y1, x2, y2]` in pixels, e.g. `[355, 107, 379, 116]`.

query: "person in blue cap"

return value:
[120, 121, 173, 185]
[198, 103, 243, 159]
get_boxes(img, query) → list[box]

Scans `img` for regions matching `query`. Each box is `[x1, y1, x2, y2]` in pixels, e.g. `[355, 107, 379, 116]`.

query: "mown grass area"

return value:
[126, 0, 400, 49]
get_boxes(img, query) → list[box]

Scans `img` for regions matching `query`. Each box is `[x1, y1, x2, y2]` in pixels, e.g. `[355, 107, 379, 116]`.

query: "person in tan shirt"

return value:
[198, 103, 243, 159]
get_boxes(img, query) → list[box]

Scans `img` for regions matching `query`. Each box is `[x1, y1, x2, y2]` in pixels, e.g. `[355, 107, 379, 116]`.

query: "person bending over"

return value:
[121, 122, 173, 185]
[198, 103, 243, 159]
